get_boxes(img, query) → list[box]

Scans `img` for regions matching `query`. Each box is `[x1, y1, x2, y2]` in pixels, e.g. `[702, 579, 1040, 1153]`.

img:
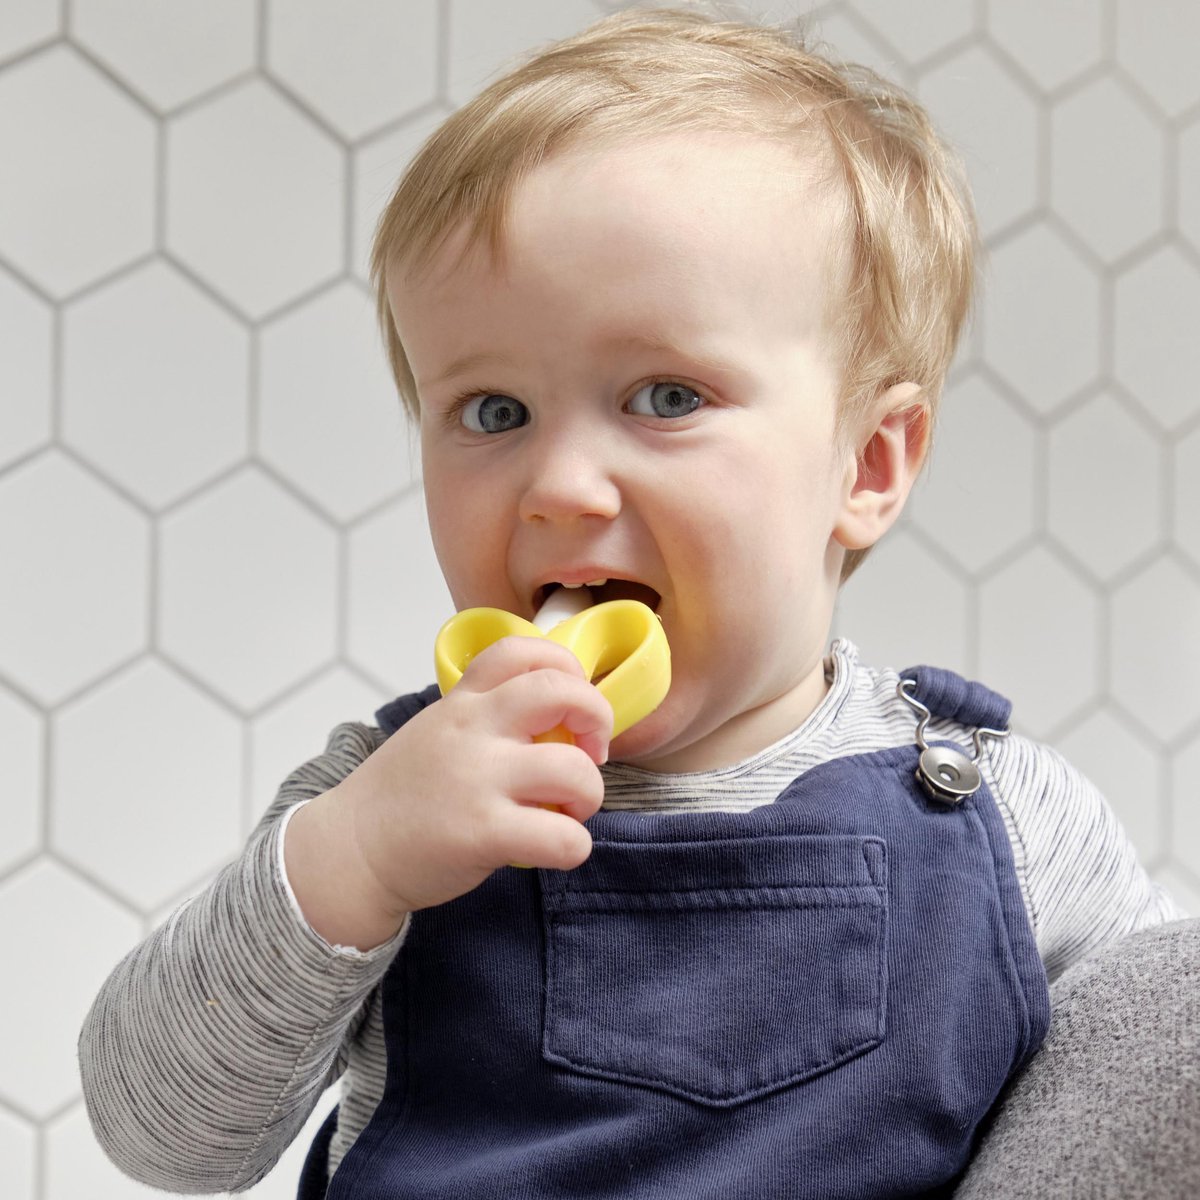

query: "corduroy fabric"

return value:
[899, 666, 1012, 732]
[302, 672, 1049, 1200]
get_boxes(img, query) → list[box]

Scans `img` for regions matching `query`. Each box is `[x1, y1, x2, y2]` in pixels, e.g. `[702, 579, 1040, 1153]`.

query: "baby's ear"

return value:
[833, 382, 930, 552]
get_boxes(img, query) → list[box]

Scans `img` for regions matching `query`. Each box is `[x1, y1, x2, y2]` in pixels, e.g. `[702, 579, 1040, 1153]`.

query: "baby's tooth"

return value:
[561, 582, 583, 589]
[585, 578, 608, 586]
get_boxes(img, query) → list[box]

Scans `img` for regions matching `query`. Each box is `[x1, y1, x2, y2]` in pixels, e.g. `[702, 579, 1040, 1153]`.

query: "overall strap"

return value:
[899, 665, 1011, 732]
[374, 683, 442, 737]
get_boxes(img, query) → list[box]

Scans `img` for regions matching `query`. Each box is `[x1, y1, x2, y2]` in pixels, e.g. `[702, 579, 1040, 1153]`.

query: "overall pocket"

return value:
[540, 833, 888, 1107]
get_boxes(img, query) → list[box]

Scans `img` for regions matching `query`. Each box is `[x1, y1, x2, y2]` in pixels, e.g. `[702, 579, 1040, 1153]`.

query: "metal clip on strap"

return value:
[897, 678, 1010, 807]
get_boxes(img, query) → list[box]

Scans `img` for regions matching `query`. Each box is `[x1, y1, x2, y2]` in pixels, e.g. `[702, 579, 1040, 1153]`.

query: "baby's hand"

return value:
[286, 637, 612, 948]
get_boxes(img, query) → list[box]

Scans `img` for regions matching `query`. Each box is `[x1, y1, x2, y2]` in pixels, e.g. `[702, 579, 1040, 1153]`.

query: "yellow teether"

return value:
[434, 593, 670, 739]
[434, 590, 669, 864]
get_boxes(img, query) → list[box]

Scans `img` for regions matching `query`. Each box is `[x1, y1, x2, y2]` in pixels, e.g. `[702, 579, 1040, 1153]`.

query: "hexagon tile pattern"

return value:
[3, 3, 1198, 1197]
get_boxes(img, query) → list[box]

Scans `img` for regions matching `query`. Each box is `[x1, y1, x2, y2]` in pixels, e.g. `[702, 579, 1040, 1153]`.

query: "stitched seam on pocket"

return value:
[549, 897, 885, 915]
[542, 1032, 886, 1107]
[545, 885, 885, 916]
[542, 898, 888, 1106]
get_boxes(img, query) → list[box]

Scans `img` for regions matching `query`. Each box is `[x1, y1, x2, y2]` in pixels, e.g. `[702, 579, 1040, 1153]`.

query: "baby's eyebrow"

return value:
[425, 333, 747, 391]
[425, 349, 513, 389]
[594, 331, 749, 380]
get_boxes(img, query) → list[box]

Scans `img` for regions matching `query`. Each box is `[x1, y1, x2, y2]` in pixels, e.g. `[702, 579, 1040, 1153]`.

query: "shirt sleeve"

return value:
[78, 721, 406, 1194]
[983, 731, 1186, 983]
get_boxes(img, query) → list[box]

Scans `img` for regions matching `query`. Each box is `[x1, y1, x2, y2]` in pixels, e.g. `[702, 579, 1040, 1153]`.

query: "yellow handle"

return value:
[434, 599, 671, 738]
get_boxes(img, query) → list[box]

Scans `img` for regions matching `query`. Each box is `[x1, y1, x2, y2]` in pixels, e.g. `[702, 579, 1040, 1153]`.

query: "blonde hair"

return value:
[370, 5, 977, 575]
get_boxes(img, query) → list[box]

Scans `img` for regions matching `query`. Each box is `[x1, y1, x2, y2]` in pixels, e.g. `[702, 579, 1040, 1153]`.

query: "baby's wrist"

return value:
[284, 784, 410, 952]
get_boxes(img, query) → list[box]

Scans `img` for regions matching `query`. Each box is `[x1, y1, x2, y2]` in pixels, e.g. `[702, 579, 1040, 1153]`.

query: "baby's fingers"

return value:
[491, 803, 595, 872]
[507, 742, 606, 825]
[458, 635, 586, 693]
[492, 670, 614, 764]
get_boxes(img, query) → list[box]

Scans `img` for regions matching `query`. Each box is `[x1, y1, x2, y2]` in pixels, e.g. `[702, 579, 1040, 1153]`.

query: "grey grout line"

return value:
[255, 273, 347, 329]
[247, 326, 262, 458]
[0, 250, 58, 306]
[38, 701, 52, 864]
[54, 442, 156, 521]
[252, 454, 346, 531]
[62, 36, 159, 118]
[255, 0, 268, 70]
[37, 846, 147, 921]
[154, 117, 168, 251]
[1160, 426, 1176, 557]
[0, 34, 60, 73]
[240, 716, 256, 842]
[33, 1122, 44, 1200]
[55, 251, 157, 310]
[0, 5, 1199, 1172]
[343, 144, 356, 276]
[1034, 84, 1051, 208]
[156, 250, 254, 329]
[265, 69, 354, 149]
[48, 304, 63, 443]
[336, 528, 351, 661]
[1164, 122, 1181, 233]
[1100, 0, 1117, 63]
[162, 67, 260, 122]
[1095, 580, 1113, 714]
[148, 509, 161, 653]
[436, 0, 452, 96]
[1097, 269, 1115, 381]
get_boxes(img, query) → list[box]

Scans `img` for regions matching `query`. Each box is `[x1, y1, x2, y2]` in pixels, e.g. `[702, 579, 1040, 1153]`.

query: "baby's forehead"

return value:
[516, 132, 851, 296]
[447, 129, 848, 274]
[393, 130, 854, 393]
[530, 126, 841, 208]
[388, 128, 857, 395]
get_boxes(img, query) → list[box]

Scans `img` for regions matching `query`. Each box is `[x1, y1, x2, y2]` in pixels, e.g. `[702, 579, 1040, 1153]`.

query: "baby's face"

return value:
[390, 132, 861, 772]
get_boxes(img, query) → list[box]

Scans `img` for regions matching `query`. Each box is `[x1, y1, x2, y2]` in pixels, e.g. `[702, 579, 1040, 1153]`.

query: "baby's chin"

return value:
[606, 701, 705, 774]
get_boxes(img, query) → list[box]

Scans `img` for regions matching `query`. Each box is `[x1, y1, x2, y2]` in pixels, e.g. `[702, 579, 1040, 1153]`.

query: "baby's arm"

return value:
[79, 720, 396, 1190]
[983, 733, 1184, 982]
[79, 722, 397, 1193]
[80, 635, 610, 1192]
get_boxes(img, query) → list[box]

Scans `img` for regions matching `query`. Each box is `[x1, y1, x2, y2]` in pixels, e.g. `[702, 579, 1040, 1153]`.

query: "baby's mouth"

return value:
[533, 579, 662, 614]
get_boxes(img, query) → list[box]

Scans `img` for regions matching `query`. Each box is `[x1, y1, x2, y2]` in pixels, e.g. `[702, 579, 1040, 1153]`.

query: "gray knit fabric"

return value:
[956, 918, 1200, 1199]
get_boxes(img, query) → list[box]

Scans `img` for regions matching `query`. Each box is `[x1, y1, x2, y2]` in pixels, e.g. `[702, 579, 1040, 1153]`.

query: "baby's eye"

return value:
[627, 381, 704, 419]
[461, 393, 529, 434]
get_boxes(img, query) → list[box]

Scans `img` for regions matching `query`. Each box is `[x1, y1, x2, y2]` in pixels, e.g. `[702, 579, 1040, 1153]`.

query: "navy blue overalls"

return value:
[298, 667, 1050, 1200]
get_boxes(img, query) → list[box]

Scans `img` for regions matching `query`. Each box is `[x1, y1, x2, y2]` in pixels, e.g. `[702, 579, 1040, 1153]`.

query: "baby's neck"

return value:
[625, 656, 833, 775]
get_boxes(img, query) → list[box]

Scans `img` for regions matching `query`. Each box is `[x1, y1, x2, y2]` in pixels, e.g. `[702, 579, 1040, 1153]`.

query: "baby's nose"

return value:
[517, 446, 621, 524]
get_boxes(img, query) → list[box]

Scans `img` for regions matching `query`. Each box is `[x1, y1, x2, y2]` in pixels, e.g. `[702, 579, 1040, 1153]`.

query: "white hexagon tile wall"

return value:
[1, 1, 1198, 1195]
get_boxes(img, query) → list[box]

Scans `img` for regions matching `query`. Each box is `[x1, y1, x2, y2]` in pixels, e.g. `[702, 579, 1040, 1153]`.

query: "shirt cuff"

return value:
[274, 798, 409, 960]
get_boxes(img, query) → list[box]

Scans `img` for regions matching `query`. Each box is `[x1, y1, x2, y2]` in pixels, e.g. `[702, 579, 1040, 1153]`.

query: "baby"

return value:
[80, 8, 1182, 1199]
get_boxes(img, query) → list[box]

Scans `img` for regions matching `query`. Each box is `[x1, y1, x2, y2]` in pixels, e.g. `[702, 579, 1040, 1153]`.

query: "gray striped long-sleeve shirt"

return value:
[78, 641, 1185, 1193]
